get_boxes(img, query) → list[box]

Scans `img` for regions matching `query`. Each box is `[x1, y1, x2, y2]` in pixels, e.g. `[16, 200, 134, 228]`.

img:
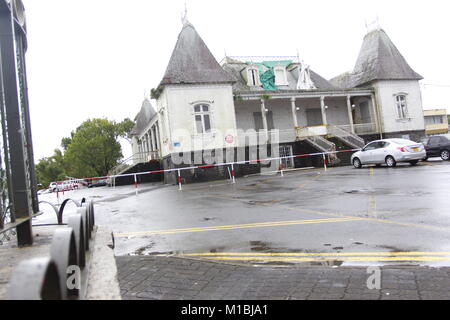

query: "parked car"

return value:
[88, 179, 107, 188]
[49, 181, 81, 192]
[351, 139, 426, 168]
[423, 135, 450, 161]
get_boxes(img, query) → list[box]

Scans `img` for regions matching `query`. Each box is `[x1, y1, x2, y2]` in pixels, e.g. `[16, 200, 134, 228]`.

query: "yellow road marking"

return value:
[180, 251, 450, 257]
[198, 192, 450, 233]
[114, 217, 364, 238]
[368, 195, 377, 219]
[201, 256, 450, 262]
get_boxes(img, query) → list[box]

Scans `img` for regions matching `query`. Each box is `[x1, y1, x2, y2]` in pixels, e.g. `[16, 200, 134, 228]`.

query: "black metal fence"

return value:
[0, 0, 39, 246]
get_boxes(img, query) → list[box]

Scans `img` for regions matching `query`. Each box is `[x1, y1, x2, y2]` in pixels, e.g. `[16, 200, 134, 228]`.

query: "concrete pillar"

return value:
[346, 95, 355, 134]
[151, 127, 157, 152]
[148, 132, 153, 152]
[291, 97, 299, 128]
[155, 122, 161, 151]
[370, 94, 382, 138]
[320, 96, 328, 125]
[260, 99, 269, 141]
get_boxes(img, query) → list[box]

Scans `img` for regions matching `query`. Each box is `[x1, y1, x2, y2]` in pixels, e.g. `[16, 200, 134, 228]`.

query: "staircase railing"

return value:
[108, 151, 160, 177]
[328, 125, 365, 149]
[302, 136, 340, 165]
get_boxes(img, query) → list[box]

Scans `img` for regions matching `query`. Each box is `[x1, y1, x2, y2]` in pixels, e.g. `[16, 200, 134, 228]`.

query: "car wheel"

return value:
[440, 150, 450, 161]
[409, 160, 419, 166]
[385, 156, 397, 168]
[353, 158, 362, 169]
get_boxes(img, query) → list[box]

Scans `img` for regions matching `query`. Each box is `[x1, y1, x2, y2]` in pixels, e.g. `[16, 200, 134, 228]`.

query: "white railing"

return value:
[295, 125, 328, 139]
[304, 135, 335, 152]
[328, 125, 365, 149]
[236, 129, 297, 147]
[338, 123, 377, 135]
[108, 151, 161, 177]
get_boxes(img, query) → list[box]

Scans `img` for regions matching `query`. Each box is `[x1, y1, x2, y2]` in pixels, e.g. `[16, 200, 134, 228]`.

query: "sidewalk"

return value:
[116, 255, 450, 300]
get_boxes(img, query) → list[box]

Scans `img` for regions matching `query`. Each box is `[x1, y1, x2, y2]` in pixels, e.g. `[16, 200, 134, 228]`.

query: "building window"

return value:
[274, 66, 288, 86]
[425, 116, 445, 125]
[194, 104, 211, 134]
[395, 94, 408, 119]
[247, 67, 260, 86]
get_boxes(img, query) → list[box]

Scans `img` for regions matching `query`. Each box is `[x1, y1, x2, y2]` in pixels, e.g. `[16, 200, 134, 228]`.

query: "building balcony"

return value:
[425, 123, 449, 135]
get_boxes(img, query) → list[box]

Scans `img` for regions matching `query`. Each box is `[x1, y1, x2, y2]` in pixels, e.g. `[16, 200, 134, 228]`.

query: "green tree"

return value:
[115, 118, 135, 144]
[63, 118, 125, 178]
[36, 149, 68, 187]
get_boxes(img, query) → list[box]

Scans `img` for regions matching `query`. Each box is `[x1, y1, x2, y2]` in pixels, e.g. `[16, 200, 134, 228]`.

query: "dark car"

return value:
[423, 135, 450, 161]
[88, 179, 107, 188]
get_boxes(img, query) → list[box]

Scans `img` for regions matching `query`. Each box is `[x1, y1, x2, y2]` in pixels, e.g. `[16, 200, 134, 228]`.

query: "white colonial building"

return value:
[127, 20, 426, 183]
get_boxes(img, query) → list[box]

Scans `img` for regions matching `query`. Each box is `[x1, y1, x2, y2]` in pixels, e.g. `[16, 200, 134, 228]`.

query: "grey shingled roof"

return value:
[221, 59, 337, 93]
[131, 99, 157, 136]
[160, 23, 235, 85]
[330, 29, 423, 88]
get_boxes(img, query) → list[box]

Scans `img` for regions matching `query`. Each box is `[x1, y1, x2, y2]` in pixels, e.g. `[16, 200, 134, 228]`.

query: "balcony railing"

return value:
[337, 123, 377, 135]
[236, 129, 297, 147]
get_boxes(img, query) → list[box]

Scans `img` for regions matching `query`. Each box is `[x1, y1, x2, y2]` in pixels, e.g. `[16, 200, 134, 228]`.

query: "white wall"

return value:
[373, 80, 425, 133]
[157, 84, 237, 157]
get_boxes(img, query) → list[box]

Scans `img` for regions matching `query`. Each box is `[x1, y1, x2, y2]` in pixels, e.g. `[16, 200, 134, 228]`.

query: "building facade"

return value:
[129, 21, 427, 183]
[423, 109, 449, 135]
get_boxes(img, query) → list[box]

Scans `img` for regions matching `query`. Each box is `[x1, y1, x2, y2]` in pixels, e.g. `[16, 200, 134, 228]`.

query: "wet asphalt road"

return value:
[37, 159, 450, 267]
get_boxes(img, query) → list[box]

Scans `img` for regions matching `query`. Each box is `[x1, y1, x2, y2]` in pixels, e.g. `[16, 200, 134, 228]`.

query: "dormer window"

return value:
[274, 65, 288, 86]
[247, 66, 261, 86]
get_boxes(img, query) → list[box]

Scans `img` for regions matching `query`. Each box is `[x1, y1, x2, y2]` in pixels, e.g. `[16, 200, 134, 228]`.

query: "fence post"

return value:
[323, 154, 327, 171]
[134, 174, 138, 195]
[279, 159, 284, 177]
[231, 164, 235, 184]
[177, 169, 182, 191]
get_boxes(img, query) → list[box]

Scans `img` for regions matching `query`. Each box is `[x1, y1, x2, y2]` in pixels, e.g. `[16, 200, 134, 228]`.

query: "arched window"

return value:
[194, 104, 211, 134]
[394, 94, 408, 119]
[247, 66, 260, 86]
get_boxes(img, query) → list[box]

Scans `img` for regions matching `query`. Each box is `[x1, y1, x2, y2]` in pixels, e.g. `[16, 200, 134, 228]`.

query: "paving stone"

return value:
[116, 256, 450, 300]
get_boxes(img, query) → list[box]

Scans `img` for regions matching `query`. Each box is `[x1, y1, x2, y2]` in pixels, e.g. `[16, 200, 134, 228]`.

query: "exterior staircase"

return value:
[327, 125, 366, 149]
[302, 135, 340, 166]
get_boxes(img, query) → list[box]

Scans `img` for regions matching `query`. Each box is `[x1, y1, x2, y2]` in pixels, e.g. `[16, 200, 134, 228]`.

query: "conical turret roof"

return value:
[131, 98, 157, 136]
[352, 29, 423, 86]
[331, 29, 423, 88]
[160, 23, 235, 85]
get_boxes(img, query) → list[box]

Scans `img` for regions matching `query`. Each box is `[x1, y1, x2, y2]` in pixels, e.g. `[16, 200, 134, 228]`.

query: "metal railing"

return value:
[108, 151, 161, 177]
[301, 135, 340, 165]
[0, 0, 38, 246]
[328, 125, 366, 149]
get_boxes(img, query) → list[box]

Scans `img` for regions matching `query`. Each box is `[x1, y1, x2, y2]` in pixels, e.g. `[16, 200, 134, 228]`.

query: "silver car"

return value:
[351, 139, 426, 168]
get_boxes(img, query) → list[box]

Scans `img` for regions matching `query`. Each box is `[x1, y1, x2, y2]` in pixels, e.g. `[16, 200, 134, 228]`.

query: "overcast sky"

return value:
[22, 0, 450, 161]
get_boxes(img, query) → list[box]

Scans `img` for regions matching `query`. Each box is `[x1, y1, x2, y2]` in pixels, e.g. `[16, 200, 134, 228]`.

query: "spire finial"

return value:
[181, 1, 189, 26]
[365, 15, 381, 33]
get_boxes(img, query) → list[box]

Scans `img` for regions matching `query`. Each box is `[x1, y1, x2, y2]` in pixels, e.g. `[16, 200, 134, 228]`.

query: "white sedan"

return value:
[351, 139, 426, 168]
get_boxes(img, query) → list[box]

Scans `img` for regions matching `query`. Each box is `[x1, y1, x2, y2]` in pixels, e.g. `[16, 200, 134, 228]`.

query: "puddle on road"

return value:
[247, 200, 279, 206]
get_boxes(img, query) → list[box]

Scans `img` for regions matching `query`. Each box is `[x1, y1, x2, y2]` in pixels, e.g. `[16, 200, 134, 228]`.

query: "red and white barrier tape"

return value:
[55, 148, 359, 186]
